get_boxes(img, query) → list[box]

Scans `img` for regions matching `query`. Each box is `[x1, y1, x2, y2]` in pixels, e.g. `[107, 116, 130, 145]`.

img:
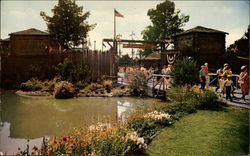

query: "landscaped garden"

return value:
[13, 57, 249, 156]
[15, 84, 248, 156]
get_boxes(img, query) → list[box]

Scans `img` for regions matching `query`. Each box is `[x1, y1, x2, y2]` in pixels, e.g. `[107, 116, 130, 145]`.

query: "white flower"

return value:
[143, 111, 171, 120]
[126, 131, 147, 149]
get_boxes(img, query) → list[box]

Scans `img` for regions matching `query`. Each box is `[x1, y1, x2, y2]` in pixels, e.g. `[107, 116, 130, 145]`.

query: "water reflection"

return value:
[0, 90, 155, 154]
[0, 122, 43, 155]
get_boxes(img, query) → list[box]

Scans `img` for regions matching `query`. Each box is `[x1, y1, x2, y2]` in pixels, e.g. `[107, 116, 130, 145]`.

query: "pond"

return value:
[0, 90, 158, 155]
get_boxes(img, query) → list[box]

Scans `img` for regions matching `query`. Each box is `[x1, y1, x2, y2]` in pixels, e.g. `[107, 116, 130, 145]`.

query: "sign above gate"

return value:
[122, 43, 155, 49]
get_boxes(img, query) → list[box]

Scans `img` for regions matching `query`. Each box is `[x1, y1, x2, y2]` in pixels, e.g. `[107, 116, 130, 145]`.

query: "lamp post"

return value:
[129, 31, 135, 59]
[94, 40, 96, 51]
[116, 34, 122, 57]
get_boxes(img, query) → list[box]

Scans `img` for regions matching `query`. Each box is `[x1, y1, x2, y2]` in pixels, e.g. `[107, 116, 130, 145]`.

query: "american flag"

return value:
[114, 9, 124, 18]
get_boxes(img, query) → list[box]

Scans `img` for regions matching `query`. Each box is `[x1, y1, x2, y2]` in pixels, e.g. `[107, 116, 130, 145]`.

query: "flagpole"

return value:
[102, 40, 103, 52]
[114, 9, 116, 51]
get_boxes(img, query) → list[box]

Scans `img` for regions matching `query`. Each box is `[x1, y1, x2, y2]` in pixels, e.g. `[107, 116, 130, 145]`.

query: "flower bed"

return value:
[38, 123, 147, 156]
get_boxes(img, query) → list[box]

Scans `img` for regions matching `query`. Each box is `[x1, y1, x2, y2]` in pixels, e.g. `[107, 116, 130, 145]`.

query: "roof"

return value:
[0, 38, 10, 42]
[173, 26, 228, 37]
[144, 53, 161, 60]
[9, 28, 49, 36]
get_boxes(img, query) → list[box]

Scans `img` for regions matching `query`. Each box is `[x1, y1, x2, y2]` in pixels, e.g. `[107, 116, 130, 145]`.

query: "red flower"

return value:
[47, 148, 52, 156]
[62, 137, 67, 142]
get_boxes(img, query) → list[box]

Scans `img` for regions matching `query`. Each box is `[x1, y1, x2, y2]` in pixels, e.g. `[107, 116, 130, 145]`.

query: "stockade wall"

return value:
[1, 50, 116, 88]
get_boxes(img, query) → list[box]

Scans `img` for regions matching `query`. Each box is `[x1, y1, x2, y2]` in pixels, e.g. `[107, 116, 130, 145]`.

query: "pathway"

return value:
[118, 72, 249, 108]
[218, 89, 250, 109]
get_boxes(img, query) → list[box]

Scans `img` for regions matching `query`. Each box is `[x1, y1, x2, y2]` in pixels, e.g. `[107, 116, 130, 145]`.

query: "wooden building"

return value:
[1, 28, 117, 88]
[8, 28, 51, 55]
[172, 26, 228, 70]
[141, 52, 161, 68]
[0, 38, 10, 55]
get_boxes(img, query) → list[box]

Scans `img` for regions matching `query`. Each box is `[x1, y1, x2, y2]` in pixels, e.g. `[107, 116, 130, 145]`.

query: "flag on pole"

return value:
[114, 9, 124, 18]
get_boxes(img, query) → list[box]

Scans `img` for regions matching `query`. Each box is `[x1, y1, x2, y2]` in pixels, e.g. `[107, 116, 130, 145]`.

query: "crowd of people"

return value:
[199, 63, 249, 102]
[119, 64, 174, 89]
[120, 63, 249, 102]
[119, 65, 173, 78]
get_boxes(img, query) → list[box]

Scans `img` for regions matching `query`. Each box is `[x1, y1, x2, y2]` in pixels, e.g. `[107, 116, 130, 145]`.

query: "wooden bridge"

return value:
[117, 73, 172, 97]
[118, 72, 243, 97]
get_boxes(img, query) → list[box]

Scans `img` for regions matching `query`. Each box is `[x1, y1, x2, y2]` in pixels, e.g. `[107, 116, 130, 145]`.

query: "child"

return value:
[224, 75, 234, 102]
[218, 74, 226, 97]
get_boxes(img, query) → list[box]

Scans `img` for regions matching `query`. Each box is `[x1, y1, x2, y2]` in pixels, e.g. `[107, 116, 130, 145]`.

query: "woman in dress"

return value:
[239, 66, 249, 101]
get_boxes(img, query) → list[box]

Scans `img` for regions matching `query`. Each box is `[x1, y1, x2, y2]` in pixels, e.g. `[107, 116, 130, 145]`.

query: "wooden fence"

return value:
[0, 50, 117, 88]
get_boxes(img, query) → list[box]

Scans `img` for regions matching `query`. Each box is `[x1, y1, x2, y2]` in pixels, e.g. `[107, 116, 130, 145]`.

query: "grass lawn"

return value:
[146, 107, 249, 156]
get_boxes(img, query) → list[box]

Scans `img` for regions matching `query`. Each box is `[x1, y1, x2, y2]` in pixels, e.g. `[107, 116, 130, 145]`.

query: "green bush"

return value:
[166, 86, 200, 102]
[55, 58, 90, 83]
[164, 86, 221, 114]
[171, 57, 199, 86]
[43, 80, 56, 91]
[20, 78, 43, 91]
[125, 71, 147, 96]
[54, 81, 76, 99]
[157, 101, 197, 116]
[24, 64, 42, 79]
[197, 90, 221, 110]
[74, 81, 87, 89]
[85, 83, 103, 92]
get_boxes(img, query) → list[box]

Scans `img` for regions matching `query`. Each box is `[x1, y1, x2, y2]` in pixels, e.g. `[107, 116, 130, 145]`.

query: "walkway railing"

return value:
[208, 73, 239, 88]
[147, 74, 172, 97]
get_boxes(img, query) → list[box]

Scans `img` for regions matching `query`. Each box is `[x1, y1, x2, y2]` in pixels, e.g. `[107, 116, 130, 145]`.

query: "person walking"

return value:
[199, 65, 206, 90]
[216, 67, 223, 91]
[218, 74, 226, 97]
[204, 63, 209, 88]
[224, 75, 234, 102]
[238, 66, 249, 101]
[223, 63, 229, 73]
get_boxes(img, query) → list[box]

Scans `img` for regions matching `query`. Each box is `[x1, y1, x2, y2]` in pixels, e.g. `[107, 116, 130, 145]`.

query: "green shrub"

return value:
[75, 81, 87, 89]
[102, 80, 113, 93]
[125, 71, 147, 96]
[197, 90, 221, 110]
[20, 78, 43, 91]
[164, 86, 221, 113]
[85, 83, 103, 92]
[55, 58, 90, 83]
[158, 101, 197, 116]
[171, 57, 199, 86]
[166, 86, 200, 102]
[54, 81, 76, 99]
[24, 64, 42, 79]
[43, 80, 56, 91]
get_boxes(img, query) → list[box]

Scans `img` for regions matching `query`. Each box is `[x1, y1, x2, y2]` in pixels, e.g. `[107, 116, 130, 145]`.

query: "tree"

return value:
[171, 57, 199, 86]
[40, 0, 95, 49]
[141, 0, 189, 56]
[119, 54, 133, 66]
[226, 25, 249, 58]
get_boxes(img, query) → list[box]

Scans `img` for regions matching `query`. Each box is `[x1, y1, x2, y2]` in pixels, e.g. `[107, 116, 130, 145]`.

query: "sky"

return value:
[1, 0, 249, 56]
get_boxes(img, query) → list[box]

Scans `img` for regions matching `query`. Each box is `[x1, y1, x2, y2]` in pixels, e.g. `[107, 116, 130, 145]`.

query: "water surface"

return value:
[0, 90, 157, 154]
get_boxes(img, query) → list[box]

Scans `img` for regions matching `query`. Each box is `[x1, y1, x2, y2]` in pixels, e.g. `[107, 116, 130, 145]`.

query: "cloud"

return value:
[213, 6, 233, 15]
